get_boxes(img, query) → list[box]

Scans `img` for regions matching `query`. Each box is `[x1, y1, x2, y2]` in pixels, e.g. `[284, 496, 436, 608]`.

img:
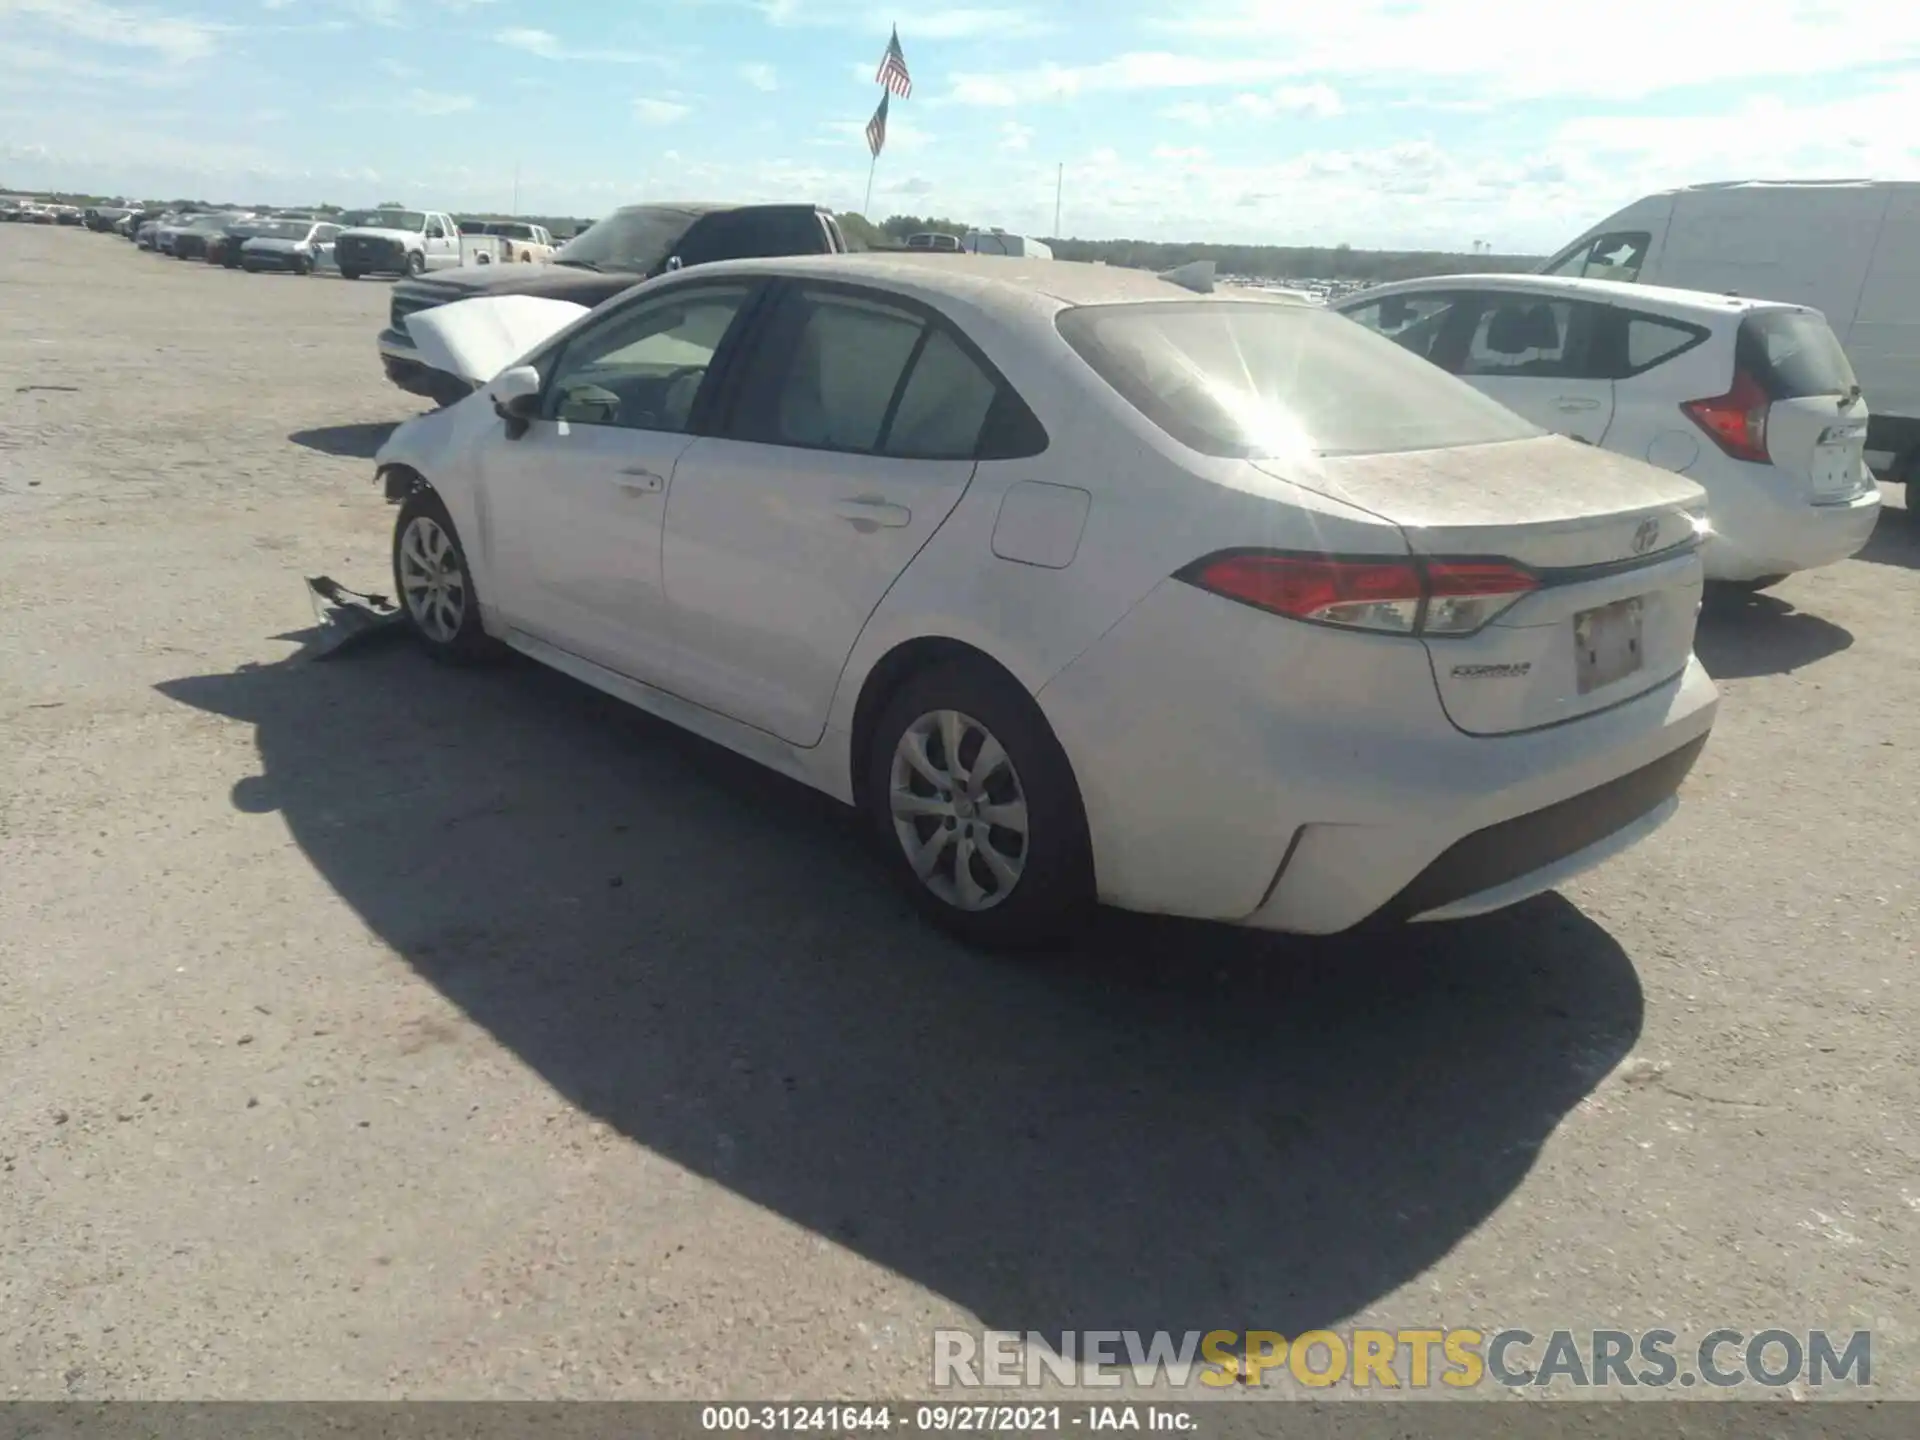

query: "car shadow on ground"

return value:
[158, 640, 1644, 1338]
[1694, 589, 1854, 679]
[1855, 499, 1918, 572]
[287, 422, 400, 459]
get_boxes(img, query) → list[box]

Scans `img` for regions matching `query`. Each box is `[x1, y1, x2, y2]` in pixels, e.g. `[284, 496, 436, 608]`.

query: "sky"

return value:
[3, 0, 1920, 251]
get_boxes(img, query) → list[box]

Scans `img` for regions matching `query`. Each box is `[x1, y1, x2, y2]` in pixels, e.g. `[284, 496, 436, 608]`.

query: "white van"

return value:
[962, 227, 1054, 260]
[1541, 180, 1920, 487]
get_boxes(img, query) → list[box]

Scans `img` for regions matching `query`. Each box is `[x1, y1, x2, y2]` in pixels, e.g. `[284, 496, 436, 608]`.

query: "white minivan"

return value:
[1333, 274, 1882, 586]
[1540, 180, 1920, 491]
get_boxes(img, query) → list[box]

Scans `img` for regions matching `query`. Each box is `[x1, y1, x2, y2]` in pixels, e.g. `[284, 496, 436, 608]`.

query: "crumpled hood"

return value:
[402, 294, 592, 385]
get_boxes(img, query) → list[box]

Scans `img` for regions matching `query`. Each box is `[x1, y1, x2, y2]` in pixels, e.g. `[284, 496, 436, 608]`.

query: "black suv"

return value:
[378, 202, 850, 404]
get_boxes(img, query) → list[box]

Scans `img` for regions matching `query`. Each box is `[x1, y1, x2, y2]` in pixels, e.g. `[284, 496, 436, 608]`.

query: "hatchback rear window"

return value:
[1738, 310, 1857, 399]
[1056, 300, 1542, 459]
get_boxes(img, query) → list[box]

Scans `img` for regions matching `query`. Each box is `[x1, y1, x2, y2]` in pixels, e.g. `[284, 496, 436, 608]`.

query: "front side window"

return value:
[1543, 230, 1651, 283]
[1057, 299, 1541, 459]
[541, 284, 754, 432]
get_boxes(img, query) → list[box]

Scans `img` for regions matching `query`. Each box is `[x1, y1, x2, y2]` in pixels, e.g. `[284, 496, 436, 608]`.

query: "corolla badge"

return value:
[1630, 516, 1661, 555]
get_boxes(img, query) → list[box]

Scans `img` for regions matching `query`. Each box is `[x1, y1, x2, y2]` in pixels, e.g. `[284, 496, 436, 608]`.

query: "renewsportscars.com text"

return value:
[933, 1328, 1871, 1390]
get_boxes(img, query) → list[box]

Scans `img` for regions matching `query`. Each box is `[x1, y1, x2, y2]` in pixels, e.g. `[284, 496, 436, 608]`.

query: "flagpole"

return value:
[864, 154, 877, 218]
[1053, 162, 1063, 237]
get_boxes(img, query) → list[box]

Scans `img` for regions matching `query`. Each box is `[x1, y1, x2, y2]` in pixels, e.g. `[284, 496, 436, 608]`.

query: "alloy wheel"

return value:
[398, 515, 466, 643]
[888, 709, 1029, 911]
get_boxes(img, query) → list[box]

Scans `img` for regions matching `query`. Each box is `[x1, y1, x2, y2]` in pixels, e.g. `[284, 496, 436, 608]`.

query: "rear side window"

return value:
[1737, 310, 1857, 399]
[884, 329, 999, 460]
[732, 290, 926, 452]
[1623, 315, 1708, 375]
[1057, 300, 1542, 459]
[1455, 296, 1606, 379]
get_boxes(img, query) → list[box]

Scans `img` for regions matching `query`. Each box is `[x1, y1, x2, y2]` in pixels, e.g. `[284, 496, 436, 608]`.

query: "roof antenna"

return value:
[1158, 259, 1215, 294]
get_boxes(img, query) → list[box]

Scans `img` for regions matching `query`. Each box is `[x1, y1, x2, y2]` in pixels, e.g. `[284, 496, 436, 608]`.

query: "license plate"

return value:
[1812, 442, 1859, 496]
[1574, 598, 1644, 695]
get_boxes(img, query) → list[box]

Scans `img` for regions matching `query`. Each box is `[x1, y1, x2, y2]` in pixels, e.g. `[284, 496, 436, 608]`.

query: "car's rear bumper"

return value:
[1036, 578, 1719, 935]
[1704, 479, 1883, 581]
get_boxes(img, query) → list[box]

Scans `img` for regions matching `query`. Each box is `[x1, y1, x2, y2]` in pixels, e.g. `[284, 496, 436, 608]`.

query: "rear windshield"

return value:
[1056, 300, 1543, 459]
[1738, 310, 1857, 399]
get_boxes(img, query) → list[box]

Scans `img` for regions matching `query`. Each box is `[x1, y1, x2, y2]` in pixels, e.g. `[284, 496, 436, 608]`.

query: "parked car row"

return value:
[118, 207, 344, 274]
[1, 199, 84, 224]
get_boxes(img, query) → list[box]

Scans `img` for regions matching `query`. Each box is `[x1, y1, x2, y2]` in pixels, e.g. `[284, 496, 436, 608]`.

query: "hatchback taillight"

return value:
[1178, 551, 1539, 637]
[1682, 370, 1771, 463]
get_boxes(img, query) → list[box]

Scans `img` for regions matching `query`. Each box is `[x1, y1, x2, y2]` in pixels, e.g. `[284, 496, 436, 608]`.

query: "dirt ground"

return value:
[1, 224, 1915, 1401]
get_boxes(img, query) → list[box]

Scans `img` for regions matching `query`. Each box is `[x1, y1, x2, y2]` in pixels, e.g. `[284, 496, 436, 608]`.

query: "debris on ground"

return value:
[304, 575, 405, 660]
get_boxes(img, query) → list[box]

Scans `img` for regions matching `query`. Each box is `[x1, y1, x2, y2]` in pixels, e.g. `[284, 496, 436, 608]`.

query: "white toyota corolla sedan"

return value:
[372, 253, 1720, 948]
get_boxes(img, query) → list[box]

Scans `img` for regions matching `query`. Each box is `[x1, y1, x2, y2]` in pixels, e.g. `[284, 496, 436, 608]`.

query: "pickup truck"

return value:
[334, 207, 463, 279]
[378, 202, 850, 404]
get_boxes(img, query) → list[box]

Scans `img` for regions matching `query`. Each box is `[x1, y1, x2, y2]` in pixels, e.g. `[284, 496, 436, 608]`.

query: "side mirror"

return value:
[665, 255, 684, 272]
[491, 365, 542, 438]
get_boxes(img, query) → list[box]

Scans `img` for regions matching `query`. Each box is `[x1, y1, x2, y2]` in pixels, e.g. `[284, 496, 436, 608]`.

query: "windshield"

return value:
[341, 209, 424, 231]
[1056, 300, 1543, 459]
[554, 206, 699, 273]
[488, 223, 534, 239]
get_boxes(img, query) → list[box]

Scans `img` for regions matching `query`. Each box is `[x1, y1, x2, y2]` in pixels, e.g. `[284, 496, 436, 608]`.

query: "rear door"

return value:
[424, 214, 460, 269]
[1740, 307, 1873, 503]
[1439, 290, 1616, 445]
[660, 282, 1010, 744]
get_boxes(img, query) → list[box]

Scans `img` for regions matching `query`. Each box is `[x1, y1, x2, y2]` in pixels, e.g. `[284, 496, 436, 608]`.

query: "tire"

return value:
[863, 657, 1094, 949]
[294, 255, 313, 276]
[405, 250, 426, 277]
[341, 267, 362, 280]
[391, 491, 499, 664]
[241, 261, 258, 273]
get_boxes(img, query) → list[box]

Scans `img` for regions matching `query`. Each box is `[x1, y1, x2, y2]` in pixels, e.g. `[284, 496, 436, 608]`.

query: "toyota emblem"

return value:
[1631, 517, 1661, 555]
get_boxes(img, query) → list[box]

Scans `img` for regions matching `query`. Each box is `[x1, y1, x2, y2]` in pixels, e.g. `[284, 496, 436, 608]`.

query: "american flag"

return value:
[864, 91, 890, 159]
[874, 26, 911, 98]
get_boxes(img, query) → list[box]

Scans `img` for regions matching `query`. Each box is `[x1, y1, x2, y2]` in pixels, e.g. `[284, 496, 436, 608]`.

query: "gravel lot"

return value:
[2, 225, 1915, 1401]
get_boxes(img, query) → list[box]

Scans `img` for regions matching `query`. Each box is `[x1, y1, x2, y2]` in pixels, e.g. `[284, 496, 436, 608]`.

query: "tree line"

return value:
[840, 213, 1541, 280]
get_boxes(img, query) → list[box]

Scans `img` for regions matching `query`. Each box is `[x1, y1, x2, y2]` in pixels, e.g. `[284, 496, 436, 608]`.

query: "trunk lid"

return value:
[1256, 435, 1708, 735]
[1740, 307, 1875, 503]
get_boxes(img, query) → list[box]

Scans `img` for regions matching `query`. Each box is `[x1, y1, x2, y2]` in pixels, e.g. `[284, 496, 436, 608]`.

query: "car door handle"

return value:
[833, 497, 911, 528]
[1553, 396, 1602, 412]
[614, 466, 665, 494]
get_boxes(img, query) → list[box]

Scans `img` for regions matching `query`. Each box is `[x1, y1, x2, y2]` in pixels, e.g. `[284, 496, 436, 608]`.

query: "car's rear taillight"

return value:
[1682, 370, 1771, 462]
[1179, 552, 1538, 637]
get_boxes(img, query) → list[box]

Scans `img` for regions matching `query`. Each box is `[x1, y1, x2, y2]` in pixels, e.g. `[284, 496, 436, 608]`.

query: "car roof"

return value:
[688, 251, 1312, 313]
[1344, 272, 1803, 320]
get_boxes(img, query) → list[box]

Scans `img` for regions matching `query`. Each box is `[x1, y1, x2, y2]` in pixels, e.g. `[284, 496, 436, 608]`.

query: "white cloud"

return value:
[740, 62, 778, 91]
[493, 26, 659, 63]
[1144, 0, 1920, 102]
[1151, 144, 1209, 162]
[1164, 83, 1345, 127]
[760, 3, 1049, 38]
[0, 0, 225, 62]
[634, 97, 692, 124]
[378, 58, 419, 80]
[403, 89, 474, 116]
[1000, 119, 1032, 152]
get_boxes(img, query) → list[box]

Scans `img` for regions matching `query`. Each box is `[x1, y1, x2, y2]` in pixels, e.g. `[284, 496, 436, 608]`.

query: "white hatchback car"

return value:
[372, 255, 1719, 947]
[1332, 275, 1882, 588]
